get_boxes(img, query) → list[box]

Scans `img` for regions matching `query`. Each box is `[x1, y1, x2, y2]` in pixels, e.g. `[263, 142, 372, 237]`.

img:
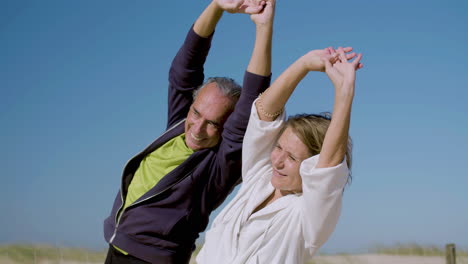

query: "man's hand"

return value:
[216, 0, 266, 14]
[250, 0, 274, 26]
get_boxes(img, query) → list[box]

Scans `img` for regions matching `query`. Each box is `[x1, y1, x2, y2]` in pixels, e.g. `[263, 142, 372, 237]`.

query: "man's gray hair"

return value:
[193, 77, 242, 101]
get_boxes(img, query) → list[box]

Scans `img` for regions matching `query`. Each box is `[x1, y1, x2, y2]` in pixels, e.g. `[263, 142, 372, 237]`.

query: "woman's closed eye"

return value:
[288, 155, 297, 162]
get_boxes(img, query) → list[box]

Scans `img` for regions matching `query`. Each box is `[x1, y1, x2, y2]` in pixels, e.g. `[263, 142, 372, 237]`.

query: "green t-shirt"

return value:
[114, 133, 194, 254]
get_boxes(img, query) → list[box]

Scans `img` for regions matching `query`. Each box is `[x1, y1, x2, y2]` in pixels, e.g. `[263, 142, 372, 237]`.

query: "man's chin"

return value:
[186, 139, 203, 151]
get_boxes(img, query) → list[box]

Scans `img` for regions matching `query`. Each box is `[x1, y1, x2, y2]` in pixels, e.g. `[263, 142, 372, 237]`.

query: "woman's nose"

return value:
[273, 152, 285, 169]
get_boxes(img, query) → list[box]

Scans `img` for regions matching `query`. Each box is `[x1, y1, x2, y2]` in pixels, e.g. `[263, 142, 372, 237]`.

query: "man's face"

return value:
[184, 83, 234, 151]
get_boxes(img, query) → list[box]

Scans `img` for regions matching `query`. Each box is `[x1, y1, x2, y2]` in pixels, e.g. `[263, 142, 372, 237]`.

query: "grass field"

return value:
[1, 243, 467, 264]
[0, 244, 106, 264]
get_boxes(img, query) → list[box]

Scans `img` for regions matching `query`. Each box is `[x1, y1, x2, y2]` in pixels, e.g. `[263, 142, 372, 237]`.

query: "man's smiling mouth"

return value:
[191, 132, 203, 141]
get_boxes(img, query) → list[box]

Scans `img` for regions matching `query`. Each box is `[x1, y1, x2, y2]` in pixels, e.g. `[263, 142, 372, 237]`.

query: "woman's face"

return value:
[270, 126, 311, 193]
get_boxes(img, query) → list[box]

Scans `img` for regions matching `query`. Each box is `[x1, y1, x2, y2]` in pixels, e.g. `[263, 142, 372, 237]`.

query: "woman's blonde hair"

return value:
[283, 113, 353, 184]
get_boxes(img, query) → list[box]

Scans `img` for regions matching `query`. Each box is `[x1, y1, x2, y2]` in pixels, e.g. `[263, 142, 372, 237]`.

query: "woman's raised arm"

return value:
[317, 47, 363, 168]
[255, 47, 355, 121]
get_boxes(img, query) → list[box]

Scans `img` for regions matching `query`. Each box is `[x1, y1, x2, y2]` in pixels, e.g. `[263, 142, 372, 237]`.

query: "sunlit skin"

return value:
[184, 82, 235, 151]
[270, 127, 311, 196]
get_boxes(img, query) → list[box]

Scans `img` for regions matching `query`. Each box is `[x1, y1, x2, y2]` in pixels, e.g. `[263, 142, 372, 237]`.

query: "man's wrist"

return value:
[255, 24, 273, 39]
[255, 21, 274, 30]
[212, 0, 224, 12]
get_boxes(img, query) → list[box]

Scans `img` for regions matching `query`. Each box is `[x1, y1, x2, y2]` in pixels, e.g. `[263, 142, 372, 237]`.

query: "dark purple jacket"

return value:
[103, 26, 271, 264]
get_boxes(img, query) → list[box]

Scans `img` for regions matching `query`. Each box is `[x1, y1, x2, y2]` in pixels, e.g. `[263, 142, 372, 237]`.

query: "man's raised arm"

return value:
[205, 0, 275, 207]
[167, 0, 265, 128]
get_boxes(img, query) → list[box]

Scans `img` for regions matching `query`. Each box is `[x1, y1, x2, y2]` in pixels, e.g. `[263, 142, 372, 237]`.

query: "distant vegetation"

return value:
[1, 243, 467, 263]
[0, 244, 106, 264]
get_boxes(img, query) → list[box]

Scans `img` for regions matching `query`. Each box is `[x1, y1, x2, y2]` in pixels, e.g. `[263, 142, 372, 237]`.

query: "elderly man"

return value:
[103, 0, 274, 263]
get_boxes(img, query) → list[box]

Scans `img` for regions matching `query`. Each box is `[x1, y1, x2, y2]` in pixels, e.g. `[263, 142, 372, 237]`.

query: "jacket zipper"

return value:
[110, 119, 186, 243]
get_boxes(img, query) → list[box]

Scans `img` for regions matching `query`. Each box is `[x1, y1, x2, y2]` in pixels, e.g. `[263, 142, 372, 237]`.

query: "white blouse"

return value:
[196, 101, 349, 264]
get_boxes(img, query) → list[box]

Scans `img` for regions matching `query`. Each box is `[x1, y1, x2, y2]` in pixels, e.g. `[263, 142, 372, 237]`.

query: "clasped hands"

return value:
[301, 47, 364, 87]
[216, 0, 275, 26]
[215, 0, 266, 14]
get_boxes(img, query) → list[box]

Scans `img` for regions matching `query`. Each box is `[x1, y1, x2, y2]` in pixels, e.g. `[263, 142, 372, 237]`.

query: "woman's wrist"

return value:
[296, 56, 312, 72]
[300, 53, 323, 72]
[335, 84, 355, 101]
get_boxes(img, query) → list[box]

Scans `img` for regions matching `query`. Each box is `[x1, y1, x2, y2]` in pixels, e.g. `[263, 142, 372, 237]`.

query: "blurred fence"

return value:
[369, 243, 464, 257]
[307, 243, 468, 264]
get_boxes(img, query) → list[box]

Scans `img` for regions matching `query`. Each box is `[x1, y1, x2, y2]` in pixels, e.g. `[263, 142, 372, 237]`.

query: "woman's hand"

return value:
[300, 47, 355, 72]
[323, 47, 363, 94]
[215, 0, 266, 14]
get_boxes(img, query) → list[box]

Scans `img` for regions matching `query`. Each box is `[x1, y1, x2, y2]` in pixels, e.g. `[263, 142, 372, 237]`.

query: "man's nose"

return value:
[192, 120, 205, 135]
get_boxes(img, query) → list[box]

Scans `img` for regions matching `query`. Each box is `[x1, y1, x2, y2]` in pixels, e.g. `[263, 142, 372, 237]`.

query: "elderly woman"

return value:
[196, 47, 363, 264]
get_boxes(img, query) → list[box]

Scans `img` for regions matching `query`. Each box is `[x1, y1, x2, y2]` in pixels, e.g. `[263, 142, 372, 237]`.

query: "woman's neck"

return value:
[252, 188, 291, 214]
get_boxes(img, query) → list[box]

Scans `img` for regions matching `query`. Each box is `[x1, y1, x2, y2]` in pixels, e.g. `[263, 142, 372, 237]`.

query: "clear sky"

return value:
[1, 0, 467, 254]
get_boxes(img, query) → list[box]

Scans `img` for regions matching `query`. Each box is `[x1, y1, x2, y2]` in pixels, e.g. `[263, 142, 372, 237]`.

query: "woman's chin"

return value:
[270, 177, 283, 189]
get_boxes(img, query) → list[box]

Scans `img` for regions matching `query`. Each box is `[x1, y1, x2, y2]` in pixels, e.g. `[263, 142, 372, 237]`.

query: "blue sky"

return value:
[1, 0, 467, 254]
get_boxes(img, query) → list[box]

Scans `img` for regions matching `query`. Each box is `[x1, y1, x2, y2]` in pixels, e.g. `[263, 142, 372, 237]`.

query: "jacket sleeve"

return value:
[166, 25, 214, 129]
[299, 154, 349, 256]
[205, 71, 271, 209]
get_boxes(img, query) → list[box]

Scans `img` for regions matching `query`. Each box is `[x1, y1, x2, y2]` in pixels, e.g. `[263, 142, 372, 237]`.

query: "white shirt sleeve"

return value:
[298, 154, 349, 255]
[241, 99, 286, 183]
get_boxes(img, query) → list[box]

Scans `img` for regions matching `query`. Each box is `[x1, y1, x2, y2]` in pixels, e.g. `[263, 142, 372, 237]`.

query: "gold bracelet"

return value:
[257, 93, 283, 118]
